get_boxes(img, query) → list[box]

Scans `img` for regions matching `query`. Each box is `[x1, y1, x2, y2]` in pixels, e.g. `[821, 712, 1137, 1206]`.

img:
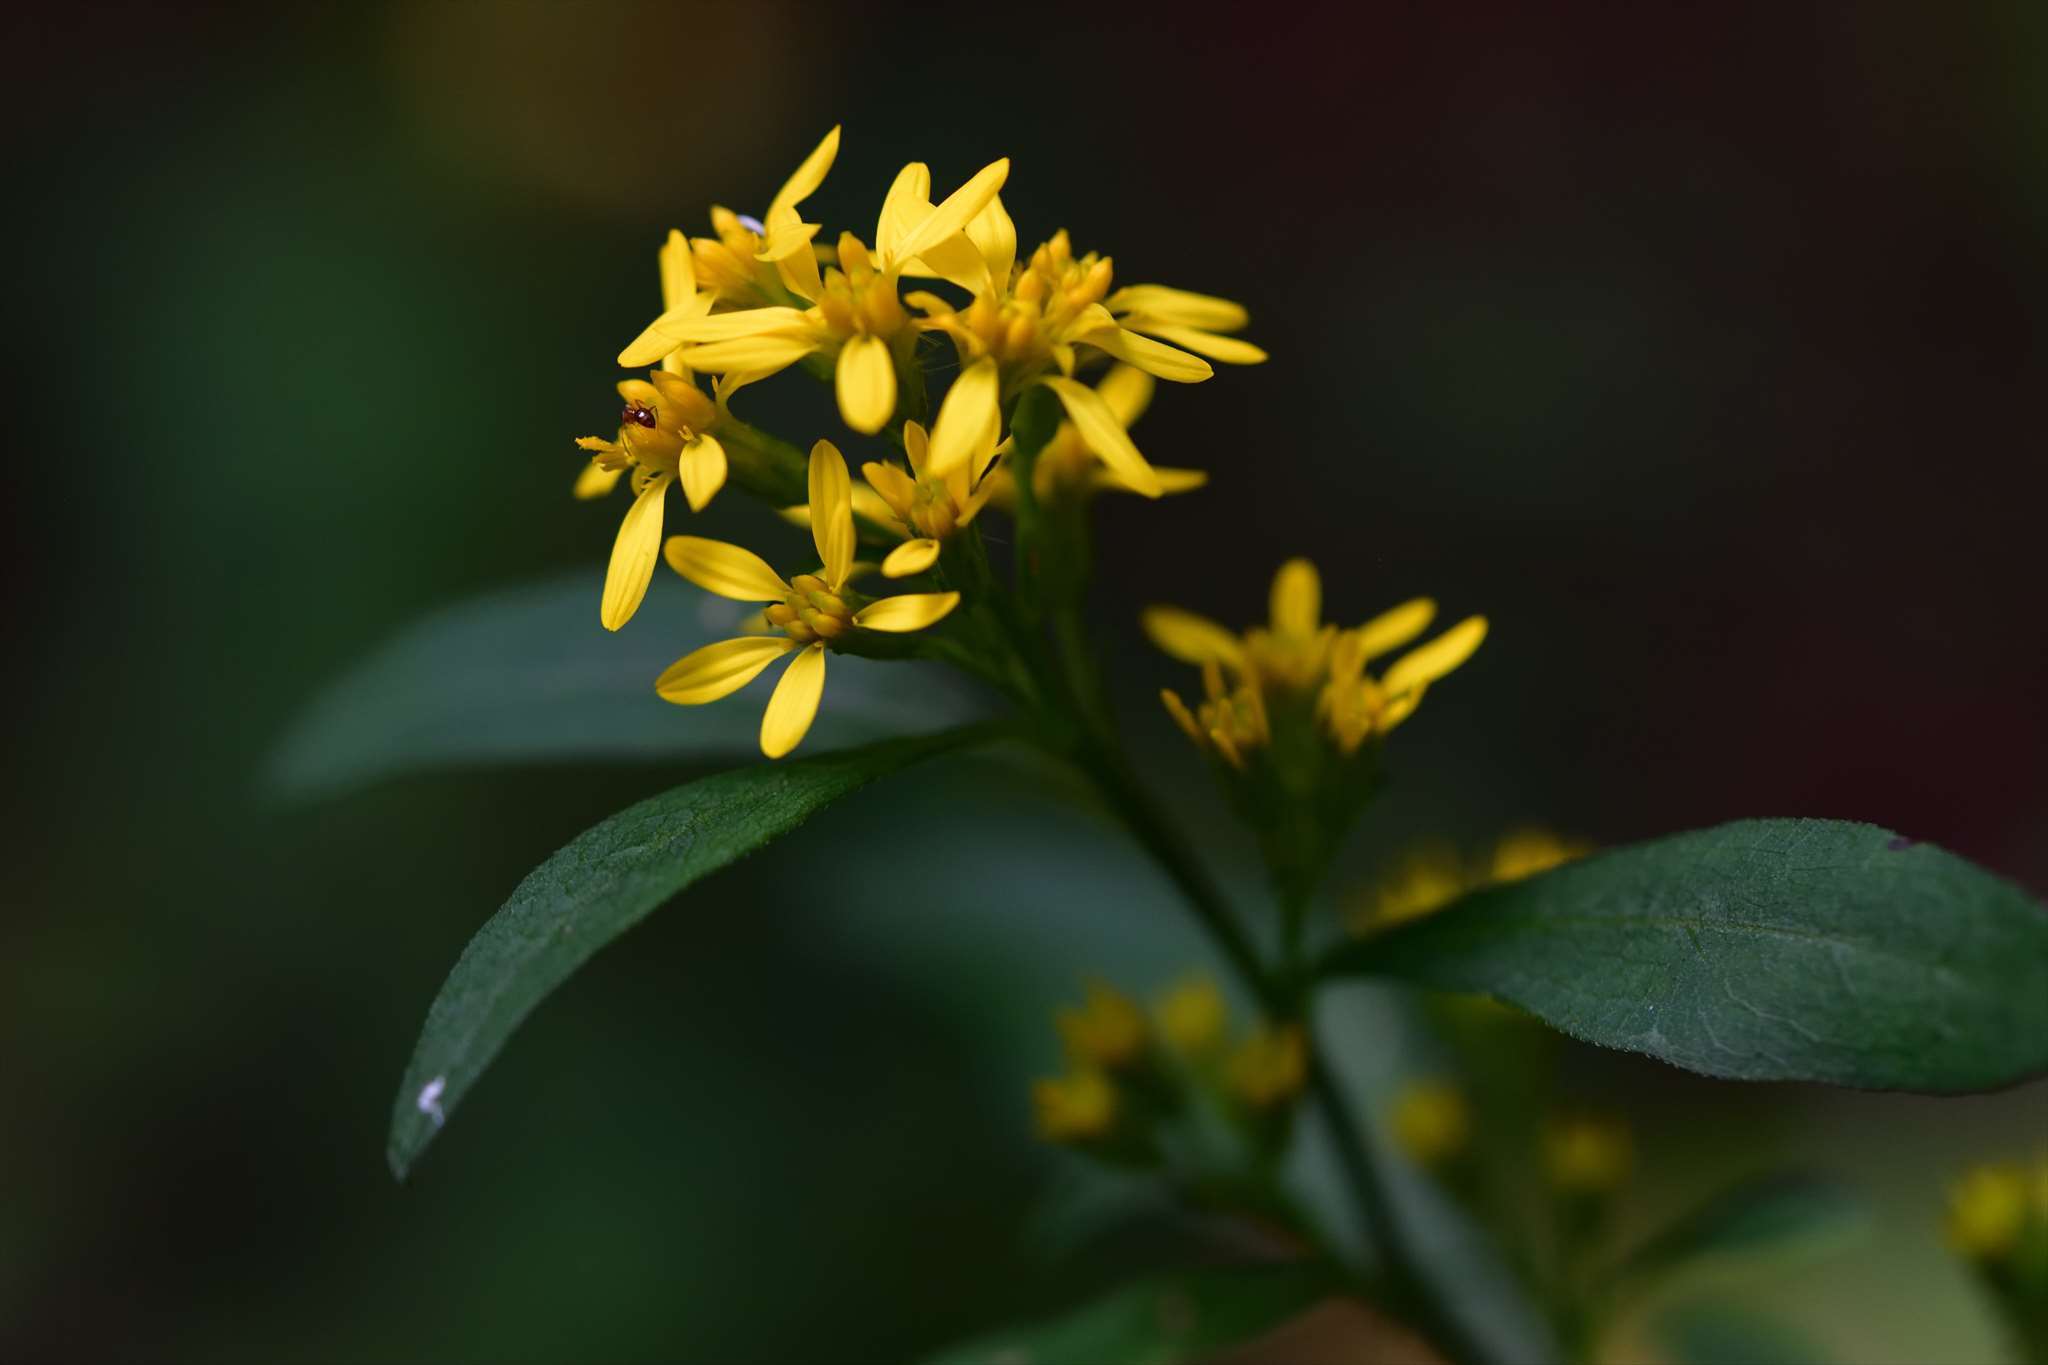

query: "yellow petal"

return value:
[766, 124, 840, 225]
[880, 539, 941, 578]
[646, 369, 717, 431]
[1269, 559, 1321, 637]
[1140, 606, 1245, 669]
[650, 306, 812, 344]
[1040, 376, 1161, 497]
[1076, 314, 1214, 383]
[927, 357, 1001, 478]
[678, 332, 818, 374]
[896, 158, 1011, 265]
[1355, 598, 1437, 661]
[903, 231, 991, 293]
[835, 334, 896, 434]
[875, 162, 932, 263]
[861, 459, 917, 515]
[760, 644, 827, 759]
[808, 440, 855, 587]
[618, 293, 712, 367]
[1104, 284, 1249, 332]
[1123, 320, 1268, 365]
[1381, 617, 1489, 697]
[1095, 364, 1155, 428]
[1160, 689, 1205, 745]
[966, 194, 1016, 284]
[677, 435, 727, 512]
[902, 421, 930, 474]
[601, 473, 669, 631]
[662, 534, 789, 602]
[757, 221, 823, 302]
[574, 461, 624, 500]
[853, 591, 960, 632]
[655, 635, 802, 704]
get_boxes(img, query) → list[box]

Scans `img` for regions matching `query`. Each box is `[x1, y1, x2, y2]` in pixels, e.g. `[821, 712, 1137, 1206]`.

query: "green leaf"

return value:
[269, 572, 987, 798]
[387, 726, 999, 1179]
[1654, 1301, 1833, 1365]
[1606, 1173, 1867, 1294]
[924, 1266, 1333, 1365]
[1322, 819, 2048, 1092]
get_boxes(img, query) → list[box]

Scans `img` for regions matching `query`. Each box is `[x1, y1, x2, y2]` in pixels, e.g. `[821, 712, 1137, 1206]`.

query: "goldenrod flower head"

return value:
[1490, 828, 1594, 883]
[1225, 1025, 1307, 1109]
[1032, 1068, 1118, 1144]
[1154, 974, 1228, 1057]
[654, 441, 959, 758]
[1057, 980, 1148, 1070]
[575, 371, 731, 631]
[624, 129, 1011, 436]
[1390, 1080, 1472, 1169]
[1145, 560, 1487, 764]
[1544, 1113, 1634, 1194]
[859, 420, 995, 578]
[1947, 1163, 2032, 1261]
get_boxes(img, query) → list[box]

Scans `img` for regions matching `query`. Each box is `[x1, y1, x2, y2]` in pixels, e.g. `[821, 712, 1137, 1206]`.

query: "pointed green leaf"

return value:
[269, 572, 986, 798]
[1323, 819, 2048, 1091]
[923, 1266, 1335, 1365]
[388, 726, 999, 1179]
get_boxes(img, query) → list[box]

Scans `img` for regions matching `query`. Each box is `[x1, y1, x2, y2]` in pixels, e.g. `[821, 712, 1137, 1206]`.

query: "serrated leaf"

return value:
[1322, 819, 2048, 1092]
[1605, 1173, 1867, 1295]
[923, 1266, 1334, 1365]
[387, 726, 998, 1179]
[269, 572, 986, 798]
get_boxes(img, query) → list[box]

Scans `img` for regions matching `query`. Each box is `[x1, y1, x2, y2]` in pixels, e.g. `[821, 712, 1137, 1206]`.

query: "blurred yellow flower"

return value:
[1033, 1069, 1118, 1144]
[1490, 828, 1595, 883]
[1544, 1114, 1634, 1194]
[1390, 1081, 1471, 1169]
[1058, 981, 1148, 1071]
[1947, 1162, 2031, 1260]
[654, 440, 958, 758]
[1226, 1025, 1307, 1109]
[575, 371, 730, 631]
[1361, 845, 1469, 931]
[1154, 974, 1228, 1057]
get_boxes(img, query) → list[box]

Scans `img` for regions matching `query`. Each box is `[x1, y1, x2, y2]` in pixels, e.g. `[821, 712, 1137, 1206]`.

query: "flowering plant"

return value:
[345, 127, 2048, 1362]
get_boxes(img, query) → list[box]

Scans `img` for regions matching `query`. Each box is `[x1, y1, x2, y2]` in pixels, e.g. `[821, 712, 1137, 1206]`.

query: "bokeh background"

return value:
[6, 2, 2045, 1360]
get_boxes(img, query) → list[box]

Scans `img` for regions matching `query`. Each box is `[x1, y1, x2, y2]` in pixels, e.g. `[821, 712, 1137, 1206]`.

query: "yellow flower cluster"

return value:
[1144, 559, 1487, 771]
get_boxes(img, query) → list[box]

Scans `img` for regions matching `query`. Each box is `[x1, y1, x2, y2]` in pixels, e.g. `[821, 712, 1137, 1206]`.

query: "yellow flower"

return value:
[1057, 981, 1148, 1070]
[625, 132, 1012, 436]
[1360, 844, 1470, 931]
[910, 221, 1261, 496]
[575, 371, 730, 631]
[1544, 1114, 1634, 1194]
[654, 440, 959, 758]
[982, 365, 1207, 505]
[1154, 974, 1228, 1057]
[857, 420, 995, 578]
[1947, 1163, 2031, 1261]
[1489, 827, 1594, 883]
[1226, 1025, 1307, 1109]
[1033, 1069, 1118, 1144]
[1144, 559, 1487, 764]
[1390, 1081, 1471, 1168]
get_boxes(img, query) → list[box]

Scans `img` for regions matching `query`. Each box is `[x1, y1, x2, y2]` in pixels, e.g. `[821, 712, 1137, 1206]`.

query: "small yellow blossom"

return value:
[911, 222, 1260, 496]
[859, 420, 995, 577]
[1226, 1025, 1308, 1109]
[625, 130, 1012, 435]
[1144, 559, 1486, 765]
[1544, 1114, 1634, 1194]
[1154, 974, 1228, 1057]
[575, 371, 731, 630]
[1490, 828, 1594, 883]
[1033, 1068, 1119, 1143]
[1057, 981, 1148, 1070]
[1947, 1163, 2031, 1261]
[1391, 1080, 1472, 1168]
[982, 365, 1207, 504]
[654, 441, 959, 758]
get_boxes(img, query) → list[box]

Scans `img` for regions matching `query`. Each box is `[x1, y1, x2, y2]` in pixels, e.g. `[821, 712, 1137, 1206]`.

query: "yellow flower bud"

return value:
[1947, 1163, 2030, 1261]
[1544, 1113, 1634, 1194]
[1032, 1069, 1117, 1144]
[1057, 981, 1147, 1070]
[1226, 1025, 1307, 1109]
[1391, 1081, 1471, 1169]
[1154, 975, 1227, 1056]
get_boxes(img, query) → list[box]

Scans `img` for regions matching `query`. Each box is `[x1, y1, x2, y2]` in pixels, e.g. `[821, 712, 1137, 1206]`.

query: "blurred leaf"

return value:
[924, 1266, 1334, 1365]
[1323, 819, 2048, 1092]
[1605, 1173, 1867, 1296]
[387, 726, 1000, 1179]
[1654, 1301, 1833, 1365]
[268, 572, 988, 798]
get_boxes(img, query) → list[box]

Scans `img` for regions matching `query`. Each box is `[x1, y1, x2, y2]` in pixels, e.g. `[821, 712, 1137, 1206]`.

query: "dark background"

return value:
[5, 3, 2044, 1360]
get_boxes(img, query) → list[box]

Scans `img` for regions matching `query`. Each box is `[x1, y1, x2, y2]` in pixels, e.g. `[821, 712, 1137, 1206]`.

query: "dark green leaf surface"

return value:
[1607, 1173, 1867, 1293]
[924, 1267, 1332, 1365]
[1325, 819, 2048, 1091]
[269, 572, 986, 797]
[387, 727, 994, 1178]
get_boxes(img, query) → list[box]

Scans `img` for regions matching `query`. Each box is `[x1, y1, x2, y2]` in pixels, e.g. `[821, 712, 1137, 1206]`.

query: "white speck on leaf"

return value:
[417, 1076, 447, 1128]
